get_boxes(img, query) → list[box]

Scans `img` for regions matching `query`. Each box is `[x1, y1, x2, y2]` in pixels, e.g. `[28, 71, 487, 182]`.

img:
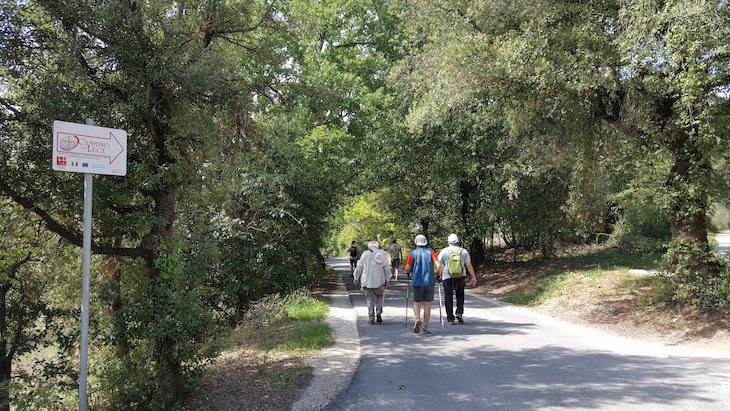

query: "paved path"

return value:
[715, 232, 730, 254]
[328, 258, 730, 411]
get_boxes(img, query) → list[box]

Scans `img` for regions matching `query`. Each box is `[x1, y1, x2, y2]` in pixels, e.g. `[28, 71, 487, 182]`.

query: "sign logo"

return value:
[59, 134, 80, 151]
[56, 156, 67, 166]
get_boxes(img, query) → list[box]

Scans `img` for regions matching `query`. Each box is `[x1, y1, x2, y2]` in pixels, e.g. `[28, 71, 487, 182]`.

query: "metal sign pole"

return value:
[79, 118, 94, 411]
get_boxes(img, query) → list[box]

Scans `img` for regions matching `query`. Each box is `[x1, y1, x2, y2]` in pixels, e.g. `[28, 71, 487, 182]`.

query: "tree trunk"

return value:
[102, 253, 129, 359]
[149, 189, 185, 409]
[0, 285, 8, 411]
[459, 181, 485, 265]
[157, 339, 184, 408]
[420, 218, 430, 240]
[666, 133, 710, 247]
[0, 357, 10, 411]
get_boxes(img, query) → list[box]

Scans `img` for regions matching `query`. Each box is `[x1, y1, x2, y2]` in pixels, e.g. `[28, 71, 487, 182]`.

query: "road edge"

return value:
[466, 289, 730, 359]
[291, 265, 360, 410]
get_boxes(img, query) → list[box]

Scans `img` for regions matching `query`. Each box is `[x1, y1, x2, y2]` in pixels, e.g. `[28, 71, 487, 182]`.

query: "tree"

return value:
[1, 0, 289, 407]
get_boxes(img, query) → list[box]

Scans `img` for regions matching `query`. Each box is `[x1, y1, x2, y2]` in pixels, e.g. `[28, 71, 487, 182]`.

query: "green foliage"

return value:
[326, 190, 411, 256]
[239, 290, 334, 353]
[710, 204, 730, 232]
[563, 248, 663, 272]
[503, 272, 571, 305]
[664, 240, 730, 310]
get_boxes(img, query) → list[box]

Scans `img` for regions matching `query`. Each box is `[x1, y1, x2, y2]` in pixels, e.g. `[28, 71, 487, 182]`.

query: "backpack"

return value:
[447, 248, 464, 278]
[373, 250, 387, 268]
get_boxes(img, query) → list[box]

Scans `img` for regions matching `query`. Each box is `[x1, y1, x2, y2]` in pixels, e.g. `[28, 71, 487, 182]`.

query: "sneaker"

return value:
[413, 320, 422, 334]
[376, 314, 382, 323]
[448, 320, 456, 325]
[421, 325, 431, 335]
[456, 315, 464, 324]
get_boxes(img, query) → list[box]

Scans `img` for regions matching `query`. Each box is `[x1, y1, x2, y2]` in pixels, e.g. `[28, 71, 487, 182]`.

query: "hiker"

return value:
[348, 241, 359, 271]
[353, 240, 390, 324]
[388, 239, 403, 280]
[405, 234, 440, 335]
[437, 234, 477, 324]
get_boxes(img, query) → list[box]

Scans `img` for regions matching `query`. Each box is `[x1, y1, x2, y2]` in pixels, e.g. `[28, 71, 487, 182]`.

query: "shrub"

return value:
[663, 240, 730, 310]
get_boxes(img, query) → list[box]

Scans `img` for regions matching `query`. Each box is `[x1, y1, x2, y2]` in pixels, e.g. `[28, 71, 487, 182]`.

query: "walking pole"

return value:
[437, 281, 444, 330]
[405, 273, 410, 331]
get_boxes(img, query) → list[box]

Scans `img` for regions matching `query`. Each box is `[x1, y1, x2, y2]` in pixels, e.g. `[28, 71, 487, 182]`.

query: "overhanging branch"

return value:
[0, 179, 145, 258]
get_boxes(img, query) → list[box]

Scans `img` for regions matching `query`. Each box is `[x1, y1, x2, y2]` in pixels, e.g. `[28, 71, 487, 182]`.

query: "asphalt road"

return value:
[715, 232, 730, 254]
[328, 258, 730, 411]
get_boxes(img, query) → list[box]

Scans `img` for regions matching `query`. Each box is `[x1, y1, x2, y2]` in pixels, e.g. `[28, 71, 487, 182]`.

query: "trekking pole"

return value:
[437, 281, 444, 330]
[405, 273, 410, 331]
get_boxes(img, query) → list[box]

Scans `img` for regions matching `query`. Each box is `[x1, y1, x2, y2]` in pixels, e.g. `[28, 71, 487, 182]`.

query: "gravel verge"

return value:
[291, 263, 360, 410]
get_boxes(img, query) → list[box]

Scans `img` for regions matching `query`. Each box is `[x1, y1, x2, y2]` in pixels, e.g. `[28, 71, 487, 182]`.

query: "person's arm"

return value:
[431, 249, 441, 273]
[353, 264, 363, 285]
[466, 261, 477, 287]
[353, 252, 366, 285]
[405, 253, 413, 274]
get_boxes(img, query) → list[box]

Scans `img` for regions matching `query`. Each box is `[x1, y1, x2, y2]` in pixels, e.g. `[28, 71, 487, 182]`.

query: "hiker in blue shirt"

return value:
[405, 234, 441, 335]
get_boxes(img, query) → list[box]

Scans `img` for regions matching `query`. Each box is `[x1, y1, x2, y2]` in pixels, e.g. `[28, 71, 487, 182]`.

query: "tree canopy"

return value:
[1, 0, 729, 408]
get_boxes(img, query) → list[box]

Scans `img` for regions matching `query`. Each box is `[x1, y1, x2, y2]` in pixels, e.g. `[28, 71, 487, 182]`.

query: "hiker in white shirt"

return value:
[437, 234, 477, 325]
[354, 240, 390, 325]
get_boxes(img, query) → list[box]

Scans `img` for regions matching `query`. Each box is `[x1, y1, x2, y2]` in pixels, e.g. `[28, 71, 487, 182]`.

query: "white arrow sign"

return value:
[52, 120, 127, 176]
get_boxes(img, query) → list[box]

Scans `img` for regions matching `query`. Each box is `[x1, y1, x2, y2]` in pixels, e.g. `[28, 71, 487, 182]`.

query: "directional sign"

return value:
[52, 120, 127, 176]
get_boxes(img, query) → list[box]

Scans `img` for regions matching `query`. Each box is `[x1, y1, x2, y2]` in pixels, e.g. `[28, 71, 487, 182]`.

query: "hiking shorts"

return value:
[413, 285, 434, 302]
[391, 258, 400, 268]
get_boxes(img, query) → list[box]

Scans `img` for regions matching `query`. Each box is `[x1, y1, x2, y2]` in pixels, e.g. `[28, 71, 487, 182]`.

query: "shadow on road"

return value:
[327, 257, 728, 410]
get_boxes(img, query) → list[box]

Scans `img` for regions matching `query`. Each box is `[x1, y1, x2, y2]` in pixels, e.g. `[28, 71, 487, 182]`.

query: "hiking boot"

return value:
[421, 325, 431, 335]
[368, 316, 375, 325]
[456, 315, 463, 324]
[413, 320, 422, 334]
[448, 320, 455, 325]
[376, 314, 382, 323]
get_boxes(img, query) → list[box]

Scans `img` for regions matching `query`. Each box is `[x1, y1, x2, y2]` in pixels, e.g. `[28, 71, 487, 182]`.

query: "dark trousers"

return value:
[443, 277, 465, 321]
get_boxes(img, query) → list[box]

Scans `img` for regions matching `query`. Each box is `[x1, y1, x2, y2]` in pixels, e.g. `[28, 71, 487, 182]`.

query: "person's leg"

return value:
[365, 288, 376, 324]
[455, 277, 466, 321]
[443, 278, 455, 322]
[423, 301, 431, 325]
[412, 301, 421, 321]
[375, 286, 384, 322]
[412, 300, 422, 333]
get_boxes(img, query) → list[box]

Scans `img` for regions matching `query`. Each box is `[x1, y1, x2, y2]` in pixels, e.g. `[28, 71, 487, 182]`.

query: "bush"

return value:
[663, 240, 730, 310]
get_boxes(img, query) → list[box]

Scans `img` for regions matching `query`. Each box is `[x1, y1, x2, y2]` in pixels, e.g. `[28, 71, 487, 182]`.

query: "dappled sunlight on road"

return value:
[326, 257, 730, 411]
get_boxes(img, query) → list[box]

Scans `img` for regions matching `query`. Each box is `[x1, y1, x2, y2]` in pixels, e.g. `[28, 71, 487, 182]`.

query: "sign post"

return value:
[52, 119, 127, 411]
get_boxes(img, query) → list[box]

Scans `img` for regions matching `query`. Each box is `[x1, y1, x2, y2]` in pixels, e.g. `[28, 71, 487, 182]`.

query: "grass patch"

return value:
[499, 247, 664, 306]
[503, 271, 573, 305]
[276, 322, 334, 353]
[284, 294, 329, 321]
[230, 289, 335, 354]
[562, 247, 663, 271]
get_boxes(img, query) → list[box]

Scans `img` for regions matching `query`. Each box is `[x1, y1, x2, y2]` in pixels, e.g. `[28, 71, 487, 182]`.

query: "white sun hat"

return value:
[448, 234, 459, 245]
[414, 234, 428, 246]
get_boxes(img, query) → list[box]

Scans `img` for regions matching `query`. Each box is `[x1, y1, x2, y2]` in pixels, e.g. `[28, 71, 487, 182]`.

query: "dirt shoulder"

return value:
[185, 272, 341, 411]
[471, 255, 730, 352]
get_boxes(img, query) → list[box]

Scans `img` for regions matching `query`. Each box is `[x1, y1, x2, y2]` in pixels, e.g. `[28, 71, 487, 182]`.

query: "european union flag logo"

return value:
[82, 163, 89, 167]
